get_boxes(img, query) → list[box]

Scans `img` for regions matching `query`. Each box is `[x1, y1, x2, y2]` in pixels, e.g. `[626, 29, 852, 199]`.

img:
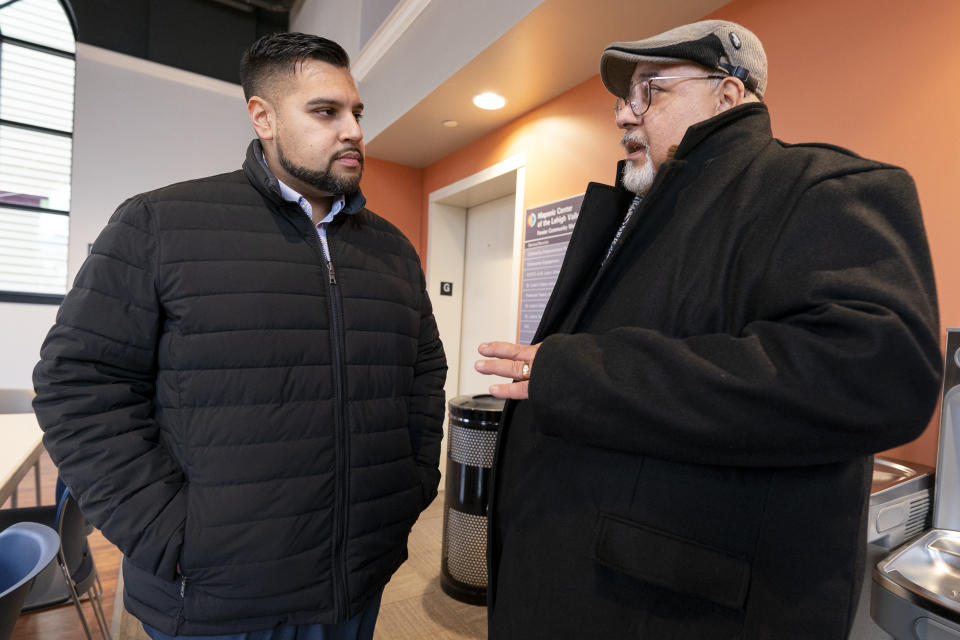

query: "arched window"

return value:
[0, 0, 76, 303]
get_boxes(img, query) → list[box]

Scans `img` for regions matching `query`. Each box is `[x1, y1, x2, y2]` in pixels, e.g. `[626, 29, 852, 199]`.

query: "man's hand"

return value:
[474, 341, 541, 400]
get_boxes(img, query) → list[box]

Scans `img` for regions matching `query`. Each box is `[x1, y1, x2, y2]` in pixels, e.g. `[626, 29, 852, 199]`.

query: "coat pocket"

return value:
[593, 512, 750, 610]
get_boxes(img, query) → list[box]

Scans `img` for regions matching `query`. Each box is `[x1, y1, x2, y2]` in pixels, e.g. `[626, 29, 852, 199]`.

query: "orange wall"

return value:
[707, 0, 960, 466]
[421, 74, 620, 259]
[372, 0, 960, 466]
[361, 156, 424, 252]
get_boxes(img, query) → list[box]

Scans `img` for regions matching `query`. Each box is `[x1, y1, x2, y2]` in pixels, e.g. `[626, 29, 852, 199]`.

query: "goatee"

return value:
[278, 144, 363, 195]
[620, 131, 654, 195]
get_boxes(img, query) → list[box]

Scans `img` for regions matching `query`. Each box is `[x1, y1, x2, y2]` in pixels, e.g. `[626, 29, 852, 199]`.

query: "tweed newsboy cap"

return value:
[601, 20, 767, 99]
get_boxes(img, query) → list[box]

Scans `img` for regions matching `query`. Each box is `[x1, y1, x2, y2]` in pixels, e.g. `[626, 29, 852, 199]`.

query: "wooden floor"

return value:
[6, 452, 487, 640]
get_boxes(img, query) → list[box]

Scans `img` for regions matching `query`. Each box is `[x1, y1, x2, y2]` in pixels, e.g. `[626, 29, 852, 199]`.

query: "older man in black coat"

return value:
[476, 20, 942, 639]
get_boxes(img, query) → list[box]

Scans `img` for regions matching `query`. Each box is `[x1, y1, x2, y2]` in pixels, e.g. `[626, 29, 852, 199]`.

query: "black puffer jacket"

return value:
[33, 141, 447, 635]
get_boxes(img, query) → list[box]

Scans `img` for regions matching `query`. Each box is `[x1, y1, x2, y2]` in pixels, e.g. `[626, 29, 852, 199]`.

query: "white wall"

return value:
[0, 302, 60, 389]
[0, 44, 253, 390]
[67, 45, 252, 281]
[290, 1, 363, 59]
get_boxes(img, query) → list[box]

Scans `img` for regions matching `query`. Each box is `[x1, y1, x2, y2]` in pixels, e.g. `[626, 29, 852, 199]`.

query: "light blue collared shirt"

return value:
[275, 178, 346, 263]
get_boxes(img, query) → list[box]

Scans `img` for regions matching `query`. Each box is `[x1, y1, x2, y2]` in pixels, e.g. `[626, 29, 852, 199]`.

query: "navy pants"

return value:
[142, 590, 383, 640]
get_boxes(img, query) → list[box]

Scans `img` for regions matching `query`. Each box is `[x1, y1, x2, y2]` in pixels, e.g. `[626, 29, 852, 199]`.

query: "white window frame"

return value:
[0, 0, 76, 304]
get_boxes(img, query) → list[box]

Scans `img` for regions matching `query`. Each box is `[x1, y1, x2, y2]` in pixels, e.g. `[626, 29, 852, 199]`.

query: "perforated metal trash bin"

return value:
[440, 394, 504, 605]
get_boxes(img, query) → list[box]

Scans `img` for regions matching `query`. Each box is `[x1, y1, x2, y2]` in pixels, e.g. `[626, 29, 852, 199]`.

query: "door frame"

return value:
[425, 154, 525, 476]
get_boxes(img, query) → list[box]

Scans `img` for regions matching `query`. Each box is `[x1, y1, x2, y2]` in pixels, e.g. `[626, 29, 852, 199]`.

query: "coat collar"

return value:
[672, 101, 771, 165]
[534, 102, 773, 340]
[241, 139, 367, 215]
[610, 102, 770, 194]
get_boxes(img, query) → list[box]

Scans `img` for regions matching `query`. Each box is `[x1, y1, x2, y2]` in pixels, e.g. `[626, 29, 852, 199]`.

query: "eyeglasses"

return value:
[614, 75, 728, 117]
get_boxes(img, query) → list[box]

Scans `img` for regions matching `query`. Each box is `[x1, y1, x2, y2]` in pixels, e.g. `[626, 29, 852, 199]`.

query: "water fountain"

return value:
[873, 329, 960, 638]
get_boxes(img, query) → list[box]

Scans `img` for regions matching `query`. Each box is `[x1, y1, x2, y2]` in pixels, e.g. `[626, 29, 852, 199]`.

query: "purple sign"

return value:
[518, 194, 583, 345]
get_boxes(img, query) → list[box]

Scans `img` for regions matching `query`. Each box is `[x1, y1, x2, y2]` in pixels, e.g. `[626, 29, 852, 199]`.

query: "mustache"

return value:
[620, 131, 648, 148]
[334, 146, 363, 159]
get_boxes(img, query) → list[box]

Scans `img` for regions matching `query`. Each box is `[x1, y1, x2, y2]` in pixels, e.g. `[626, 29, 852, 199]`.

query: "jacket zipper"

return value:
[174, 575, 187, 634]
[323, 240, 350, 620]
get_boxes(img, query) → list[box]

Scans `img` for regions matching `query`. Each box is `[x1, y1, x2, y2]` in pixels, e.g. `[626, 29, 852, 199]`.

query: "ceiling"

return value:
[69, 0, 288, 84]
[71, 0, 731, 169]
[361, 0, 730, 167]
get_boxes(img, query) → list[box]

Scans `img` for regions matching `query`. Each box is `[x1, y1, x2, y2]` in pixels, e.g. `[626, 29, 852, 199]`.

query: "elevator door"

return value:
[458, 193, 516, 396]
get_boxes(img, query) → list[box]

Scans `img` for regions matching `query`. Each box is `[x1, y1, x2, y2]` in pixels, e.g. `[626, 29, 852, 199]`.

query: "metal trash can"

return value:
[440, 394, 504, 605]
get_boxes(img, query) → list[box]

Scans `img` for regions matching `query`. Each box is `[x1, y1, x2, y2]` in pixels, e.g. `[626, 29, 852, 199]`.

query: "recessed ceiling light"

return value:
[473, 92, 506, 110]
[442, 119, 459, 128]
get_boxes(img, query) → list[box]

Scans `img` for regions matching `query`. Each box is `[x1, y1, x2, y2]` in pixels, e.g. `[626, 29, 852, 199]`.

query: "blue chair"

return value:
[0, 478, 70, 611]
[0, 521, 60, 640]
[0, 487, 111, 639]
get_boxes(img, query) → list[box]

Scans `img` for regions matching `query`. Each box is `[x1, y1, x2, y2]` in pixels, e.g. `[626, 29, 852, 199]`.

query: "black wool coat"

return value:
[33, 141, 447, 635]
[488, 103, 942, 639]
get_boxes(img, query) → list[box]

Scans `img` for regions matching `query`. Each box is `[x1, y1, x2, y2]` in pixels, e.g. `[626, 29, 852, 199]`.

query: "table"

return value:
[0, 412, 44, 507]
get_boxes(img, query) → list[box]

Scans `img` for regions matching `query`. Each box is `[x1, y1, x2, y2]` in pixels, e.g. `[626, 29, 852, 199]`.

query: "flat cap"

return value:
[601, 20, 767, 99]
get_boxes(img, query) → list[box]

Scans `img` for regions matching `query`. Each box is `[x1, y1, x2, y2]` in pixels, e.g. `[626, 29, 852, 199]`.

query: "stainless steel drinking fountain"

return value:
[873, 328, 960, 639]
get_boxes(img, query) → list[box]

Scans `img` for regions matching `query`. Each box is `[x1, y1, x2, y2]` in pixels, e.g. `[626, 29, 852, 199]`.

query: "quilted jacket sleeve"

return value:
[527, 167, 942, 467]
[408, 269, 447, 507]
[33, 195, 186, 580]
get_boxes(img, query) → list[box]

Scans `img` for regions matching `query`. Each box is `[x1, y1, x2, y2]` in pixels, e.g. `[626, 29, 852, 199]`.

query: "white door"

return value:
[458, 193, 516, 396]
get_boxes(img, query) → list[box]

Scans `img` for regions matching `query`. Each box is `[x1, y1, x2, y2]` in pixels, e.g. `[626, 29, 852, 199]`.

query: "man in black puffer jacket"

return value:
[33, 33, 446, 639]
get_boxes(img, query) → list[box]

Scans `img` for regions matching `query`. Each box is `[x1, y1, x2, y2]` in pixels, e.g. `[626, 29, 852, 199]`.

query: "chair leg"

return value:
[34, 460, 42, 506]
[90, 588, 113, 640]
[58, 554, 94, 640]
[88, 577, 112, 640]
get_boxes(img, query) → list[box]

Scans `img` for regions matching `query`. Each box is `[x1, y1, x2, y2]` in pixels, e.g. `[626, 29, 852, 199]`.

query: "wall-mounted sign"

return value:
[440, 281, 453, 296]
[518, 194, 583, 345]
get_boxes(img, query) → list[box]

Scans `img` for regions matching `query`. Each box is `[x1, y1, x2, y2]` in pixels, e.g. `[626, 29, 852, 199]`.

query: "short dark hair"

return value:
[239, 32, 350, 101]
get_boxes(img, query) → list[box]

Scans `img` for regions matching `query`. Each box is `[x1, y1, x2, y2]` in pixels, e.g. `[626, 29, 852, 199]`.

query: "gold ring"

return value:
[521, 362, 531, 380]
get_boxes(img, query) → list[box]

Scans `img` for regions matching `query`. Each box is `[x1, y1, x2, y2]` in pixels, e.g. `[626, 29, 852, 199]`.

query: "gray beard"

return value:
[621, 154, 654, 195]
[277, 143, 363, 195]
[620, 131, 654, 195]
